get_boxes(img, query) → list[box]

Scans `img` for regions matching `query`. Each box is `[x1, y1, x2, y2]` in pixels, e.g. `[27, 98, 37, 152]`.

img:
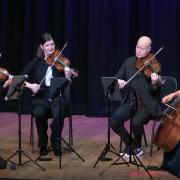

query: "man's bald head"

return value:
[136, 36, 152, 58]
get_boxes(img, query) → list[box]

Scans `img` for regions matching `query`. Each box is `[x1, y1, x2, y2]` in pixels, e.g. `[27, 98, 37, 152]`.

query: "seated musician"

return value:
[162, 90, 180, 104]
[110, 36, 162, 157]
[160, 90, 180, 177]
[4, 33, 73, 161]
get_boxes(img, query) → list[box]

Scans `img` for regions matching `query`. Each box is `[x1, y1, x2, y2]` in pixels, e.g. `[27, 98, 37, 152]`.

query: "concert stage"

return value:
[0, 113, 178, 179]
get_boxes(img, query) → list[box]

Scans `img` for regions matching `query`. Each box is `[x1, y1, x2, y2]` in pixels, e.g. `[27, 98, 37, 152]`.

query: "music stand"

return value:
[50, 77, 85, 169]
[100, 80, 153, 179]
[93, 76, 125, 168]
[6, 75, 45, 171]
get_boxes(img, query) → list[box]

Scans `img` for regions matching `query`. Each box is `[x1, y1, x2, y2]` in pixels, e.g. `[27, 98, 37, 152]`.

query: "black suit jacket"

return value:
[115, 56, 162, 117]
[21, 57, 64, 85]
[21, 57, 69, 101]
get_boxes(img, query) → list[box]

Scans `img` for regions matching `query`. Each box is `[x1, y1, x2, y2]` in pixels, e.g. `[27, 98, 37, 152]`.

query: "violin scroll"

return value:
[0, 67, 12, 81]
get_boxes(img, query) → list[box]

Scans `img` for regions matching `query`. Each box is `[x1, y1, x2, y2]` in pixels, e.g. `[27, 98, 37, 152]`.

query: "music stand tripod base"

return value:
[93, 77, 122, 168]
[5, 75, 45, 171]
[50, 77, 85, 169]
[100, 84, 153, 179]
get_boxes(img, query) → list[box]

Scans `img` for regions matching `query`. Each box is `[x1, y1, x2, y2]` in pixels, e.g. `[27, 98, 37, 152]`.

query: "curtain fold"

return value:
[0, 0, 179, 115]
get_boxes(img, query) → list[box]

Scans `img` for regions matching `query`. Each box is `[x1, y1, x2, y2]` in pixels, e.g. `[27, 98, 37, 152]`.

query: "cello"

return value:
[154, 98, 180, 152]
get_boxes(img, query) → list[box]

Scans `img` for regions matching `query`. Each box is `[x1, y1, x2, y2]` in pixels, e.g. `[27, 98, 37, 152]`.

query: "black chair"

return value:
[148, 76, 178, 156]
[29, 82, 73, 153]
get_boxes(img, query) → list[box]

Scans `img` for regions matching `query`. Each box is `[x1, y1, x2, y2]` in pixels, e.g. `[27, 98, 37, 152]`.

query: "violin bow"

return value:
[39, 42, 68, 87]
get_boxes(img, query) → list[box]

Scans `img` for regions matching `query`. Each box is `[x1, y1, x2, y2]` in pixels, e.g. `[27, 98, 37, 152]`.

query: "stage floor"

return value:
[0, 113, 179, 180]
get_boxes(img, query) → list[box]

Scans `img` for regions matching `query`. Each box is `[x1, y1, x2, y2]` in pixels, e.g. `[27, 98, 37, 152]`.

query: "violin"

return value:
[33, 44, 78, 96]
[125, 47, 163, 86]
[46, 49, 78, 77]
[0, 67, 13, 81]
[136, 53, 161, 78]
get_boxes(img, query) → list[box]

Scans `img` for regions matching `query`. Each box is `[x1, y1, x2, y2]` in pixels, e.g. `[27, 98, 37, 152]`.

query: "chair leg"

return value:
[30, 115, 35, 153]
[119, 138, 123, 152]
[68, 95, 73, 145]
[69, 115, 73, 145]
[149, 121, 157, 157]
[142, 126, 148, 147]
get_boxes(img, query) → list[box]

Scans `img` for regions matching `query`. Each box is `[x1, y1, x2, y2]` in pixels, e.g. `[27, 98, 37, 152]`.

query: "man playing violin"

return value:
[4, 33, 73, 161]
[110, 36, 162, 157]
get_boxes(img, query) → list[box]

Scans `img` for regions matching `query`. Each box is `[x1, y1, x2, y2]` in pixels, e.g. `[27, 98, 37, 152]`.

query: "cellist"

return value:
[162, 90, 180, 104]
[148, 89, 180, 178]
[161, 90, 180, 177]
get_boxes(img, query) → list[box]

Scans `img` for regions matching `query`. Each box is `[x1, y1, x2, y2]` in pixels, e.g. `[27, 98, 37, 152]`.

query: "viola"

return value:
[125, 47, 163, 86]
[46, 49, 78, 78]
[136, 53, 161, 78]
[33, 43, 78, 96]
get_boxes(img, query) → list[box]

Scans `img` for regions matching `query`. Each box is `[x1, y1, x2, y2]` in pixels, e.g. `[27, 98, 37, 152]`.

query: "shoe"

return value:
[53, 148, 62, 156]
[39, 154, 52, 161]
[52, 140, 62, 156]
[119, 146, 130, 156]
[146, 165, 167, 171]
[40, 149, 48, 156]
[125, 146, 143, 158]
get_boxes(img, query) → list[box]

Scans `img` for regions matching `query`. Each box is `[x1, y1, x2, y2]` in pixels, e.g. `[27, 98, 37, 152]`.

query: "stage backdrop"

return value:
[0, 0, 179, 116]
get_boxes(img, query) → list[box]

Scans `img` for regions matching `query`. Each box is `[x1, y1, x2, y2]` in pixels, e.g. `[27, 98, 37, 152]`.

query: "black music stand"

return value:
[93, 77, 124, 168]
[50, 77, 85, 169]
[6, 75, 45, 171]
[100, 81, 153, 179]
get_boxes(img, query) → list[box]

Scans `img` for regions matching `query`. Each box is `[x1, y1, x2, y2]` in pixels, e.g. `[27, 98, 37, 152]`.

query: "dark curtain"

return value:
[0, 0, 179, 115]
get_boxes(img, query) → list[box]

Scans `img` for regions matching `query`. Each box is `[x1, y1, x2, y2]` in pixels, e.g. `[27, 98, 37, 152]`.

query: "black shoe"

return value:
[40, 149, 48, 156]
[53, 148, 62, 156]
[146, 165, 167, 171]
[52, 140, 62, 156]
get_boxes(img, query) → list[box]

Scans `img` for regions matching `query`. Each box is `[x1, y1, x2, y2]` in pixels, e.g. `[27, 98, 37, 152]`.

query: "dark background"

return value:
[0, 0, 179, 116]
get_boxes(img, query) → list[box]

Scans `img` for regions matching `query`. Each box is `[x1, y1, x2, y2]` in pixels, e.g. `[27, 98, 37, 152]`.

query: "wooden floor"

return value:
[0, 112, 179, 180]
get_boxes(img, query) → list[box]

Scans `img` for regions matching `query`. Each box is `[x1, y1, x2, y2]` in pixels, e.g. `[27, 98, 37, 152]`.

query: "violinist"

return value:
[4, 33, 73, 161]
[110, 36, 162, 157]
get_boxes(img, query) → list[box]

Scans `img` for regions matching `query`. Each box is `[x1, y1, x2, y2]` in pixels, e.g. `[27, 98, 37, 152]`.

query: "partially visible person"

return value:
[160, 89, 180, 178]
[162, 90, 180, 104]
[148, 89, 180, 177]
[4, 33, 72, 161]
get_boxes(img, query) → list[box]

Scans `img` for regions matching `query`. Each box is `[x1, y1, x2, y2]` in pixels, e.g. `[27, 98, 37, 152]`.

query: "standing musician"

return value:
[4, 33, 73, 161]
[110, 36, 162, 157]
